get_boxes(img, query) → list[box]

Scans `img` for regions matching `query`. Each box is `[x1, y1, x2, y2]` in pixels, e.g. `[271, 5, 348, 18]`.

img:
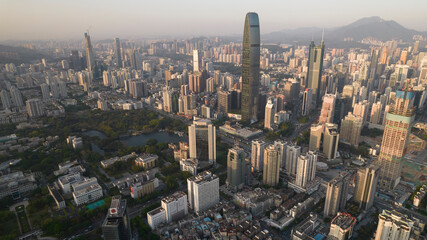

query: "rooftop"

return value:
[331, 213, 356, 230]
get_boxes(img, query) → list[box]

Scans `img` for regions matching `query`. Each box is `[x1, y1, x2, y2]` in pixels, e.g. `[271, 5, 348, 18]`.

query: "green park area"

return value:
[15, 205, 31, 233]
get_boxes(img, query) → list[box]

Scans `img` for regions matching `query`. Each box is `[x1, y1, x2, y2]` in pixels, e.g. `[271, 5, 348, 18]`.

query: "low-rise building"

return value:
[48, 185, 66, 209]
[134, 154, 158, 169]
[147, 207, 166, 230]
[180, 158, 198, 175]
[58, 172, 82, 194]
[73, 183, 103, 206]
[0, 171, 37, 199]
[130, 179, 157, 199]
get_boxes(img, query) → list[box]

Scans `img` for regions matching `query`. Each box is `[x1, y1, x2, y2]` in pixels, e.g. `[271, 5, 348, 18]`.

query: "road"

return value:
[375, 198, 427, 222]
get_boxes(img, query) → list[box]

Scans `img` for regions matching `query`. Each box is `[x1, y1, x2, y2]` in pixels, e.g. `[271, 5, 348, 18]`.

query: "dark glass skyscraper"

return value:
[241, 12, 260, 123]
[102, 195, 130, 240]
[307, 40, 325, 106]
[84, 32, 95, 73]
[114, 38, 122, 68]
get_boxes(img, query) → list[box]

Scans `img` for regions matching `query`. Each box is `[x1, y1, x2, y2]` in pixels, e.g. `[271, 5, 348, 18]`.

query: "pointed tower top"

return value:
[321, 28, 325, 42]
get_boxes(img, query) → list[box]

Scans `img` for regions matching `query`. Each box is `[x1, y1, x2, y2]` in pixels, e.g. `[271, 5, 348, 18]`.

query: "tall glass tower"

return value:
[84, 32, 95, 73]
[114, 38, 122, 68]
[307, 40, 325, 106]
[241, 12, 260, 123]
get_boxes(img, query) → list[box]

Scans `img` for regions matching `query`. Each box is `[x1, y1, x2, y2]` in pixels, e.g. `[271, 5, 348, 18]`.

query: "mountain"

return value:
[263, 16, 426, 46]
[0, 44, 47, 64]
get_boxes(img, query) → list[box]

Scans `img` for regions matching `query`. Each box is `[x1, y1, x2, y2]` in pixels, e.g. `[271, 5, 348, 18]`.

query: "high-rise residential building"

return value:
[273, 140, 287, 170]
[319, 93, 336, 125]
[58, 81, 67, 98]
[40, 83, 50, 100]
[284, 80, 300, 103]
[340, 113, 363, 147]
[374, 209, 423, 240]
[251, 139, 267, 172]
[353, 100, 370, 125]
[50, 83, 60, 99]
[264, 98, 275, 129]
[302, 88, 312, 116]
[187, 171, 219, 213]
[114, 38, 122, 68]
[201, 105, 211, 119]
[309, 123, 323, 151]
[161, 191, 188, 223]
[189, 71, 206, 93]
[241, 12, 260, 122]
[328, 212, 357, 240]
[285, 144, 301, 176]
[0, 89, 12, 109]
[102, 195, 130, 240]
[342, 85, 354, 99]
[378, 89, 415, 189]
[323, 123, 339, 160]
[324, 172, 350, 217]
[226, 147, 250, 191]
[26, 99, 44, 117]
[84, 32, 95, 73]
[370, 101, 383, 124]
[307, 39, 325, 106]
[218, 89, 231, 114]
[10, 86, 24, 107]
[193, 49, 201, 73]
[296, 151, 317, 188]
[355, 165, 379, 211]
[263, 144, 281, 186]
[162, 87, 173, 113]
[188, 118, 216, 164]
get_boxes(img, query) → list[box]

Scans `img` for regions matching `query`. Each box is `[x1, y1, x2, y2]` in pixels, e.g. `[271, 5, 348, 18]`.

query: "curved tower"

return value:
[241, 12, 260, 123]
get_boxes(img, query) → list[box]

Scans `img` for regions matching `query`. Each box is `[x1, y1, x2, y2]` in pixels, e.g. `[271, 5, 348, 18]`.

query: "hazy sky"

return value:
[1, 0, 426, 41]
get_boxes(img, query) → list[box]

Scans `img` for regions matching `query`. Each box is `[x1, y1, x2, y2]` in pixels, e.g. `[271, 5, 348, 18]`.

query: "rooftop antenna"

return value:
[86, 25, 92, 35]
[321, 28, 325, 42]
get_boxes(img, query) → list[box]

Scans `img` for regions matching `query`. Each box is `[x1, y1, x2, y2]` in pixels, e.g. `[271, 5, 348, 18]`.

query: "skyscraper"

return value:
[378, 89, 415, 189]
[323, 123, 339, 160]
[307, 39, 325, 106]
[251, 139, 267, 172]
[102, 195, 130, 240]
[241, 12, 260, 122]
[302, 88, 312, 116]
[374, 209, 423, 240]
[218, 89, 231, 114]
[324, 172, 350, 217]
[114, 38, 122, 68]
[263, 144, 281, 186]
[40, 83, 50, 100]
[161, 191, 188, 223]
[355, 165, 379, 211]
[188, 118, 216, 164]
[193, 49, 201, 73]
[296, 151, 317, 188]
[10, 86, 23, 107]
[26, 99, 44, 117]
[285, 144, 301, 176]
[226, 147, 250, 191]
[84, 32, 95, 73]
[340, 113, 363, 147]
[309, 123, 323, 151]
[264, 98, 275, 129]
[319, 93, 336, 125]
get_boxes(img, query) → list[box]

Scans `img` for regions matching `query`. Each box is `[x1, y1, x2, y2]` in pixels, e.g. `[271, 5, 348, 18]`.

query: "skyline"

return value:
[1, 0, 427, 41]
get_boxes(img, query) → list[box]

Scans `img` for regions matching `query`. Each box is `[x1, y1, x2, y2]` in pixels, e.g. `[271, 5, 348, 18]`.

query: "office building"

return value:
[84, 32, 95, 73]
[374, 209, 424, 240]
[319, 93, 336, 125]
[218, 89, 231, 114]
[340, 113, 363, 147]
[263, 144, 281, 186]
[129, 180, 156, 199]
[251, 139, 267, 172]
[241, 12, 260, 122]
[309, 123, 323, 151]
[285, 144, 301, 176]
[102, 196, 130, 240]
[307, 39, 325, 106]
[295, 151, 317, 188]
[0, 171, 37, 200]
[323, 123, 339, 160]
[264, 98, 275, 129]
[378, 89, 415, 189]
[161, 191, 188, 223]
[355, 165, 379, 211]
[114, 38, 122, 68]
[324, 172, 350, 217]
[328, 212, 357, 240]
[147, 207, 166, 230]
[188, 118, 216, 164]
[26, 98, 44, 117]
[227, 146, 250, 191]
[302, 88, 312, 116]
[187, 171, 219, 213]
[193, 49, 201, 73]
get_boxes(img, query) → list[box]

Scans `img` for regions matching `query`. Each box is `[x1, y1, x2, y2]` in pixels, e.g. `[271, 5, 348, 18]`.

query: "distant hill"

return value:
[0, 44, 47, 64]
[263, 16, 427, 47]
